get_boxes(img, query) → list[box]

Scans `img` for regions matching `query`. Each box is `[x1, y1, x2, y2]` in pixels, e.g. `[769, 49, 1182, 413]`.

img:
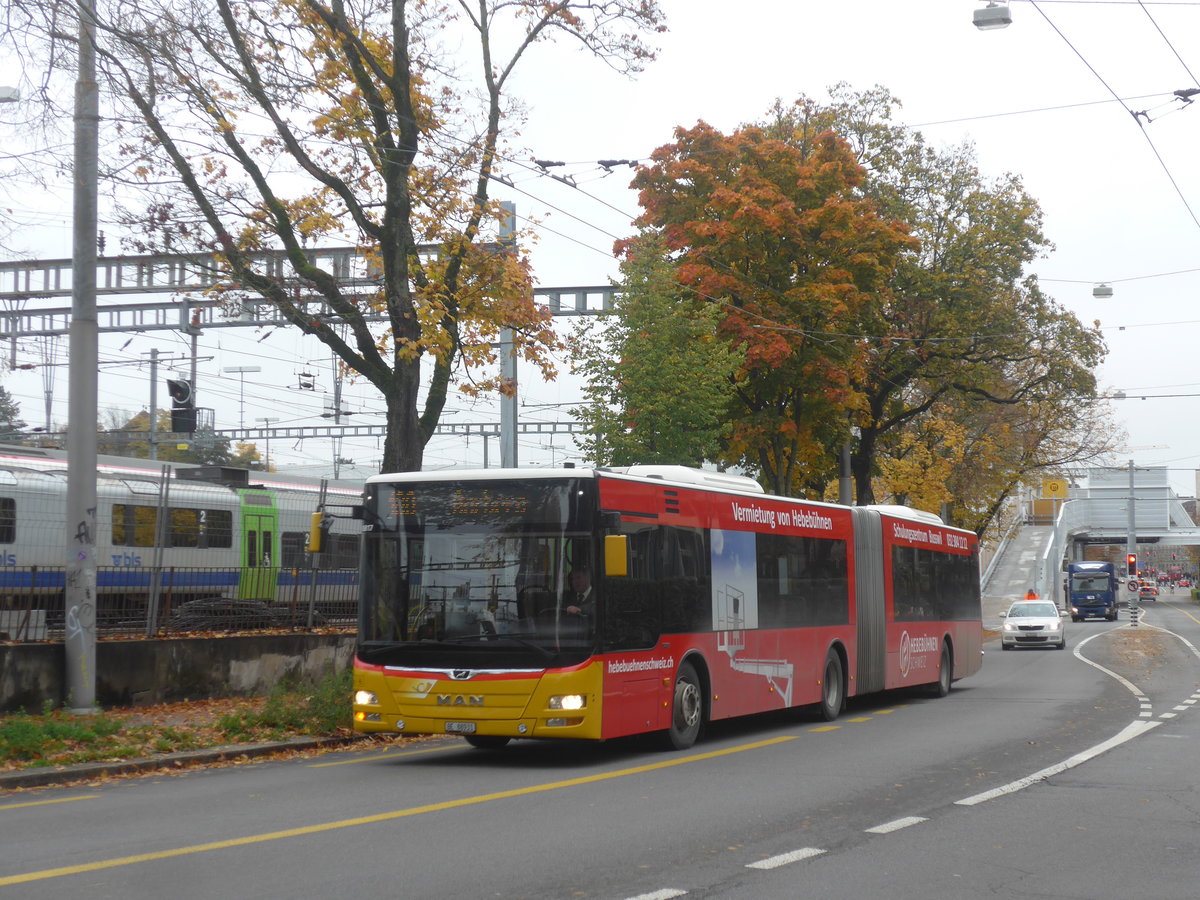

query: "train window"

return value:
[171, 508, 201, 547]
[112, 504, 157, 546]
[160, 507, 233, 549]
[0, 470, 15, 486]
[242, 492, 272, 507]
[281, 532, 307, 567]
[0, 497, 13, 543]
[205, 510, 233, 548]
[335, 534, 360, 568]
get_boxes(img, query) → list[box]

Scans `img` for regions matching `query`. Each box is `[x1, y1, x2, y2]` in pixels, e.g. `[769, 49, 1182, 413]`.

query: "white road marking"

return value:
[865, 816, 927, 834]
[745, 847, 827, 869]
[955, 719, 1161, 806]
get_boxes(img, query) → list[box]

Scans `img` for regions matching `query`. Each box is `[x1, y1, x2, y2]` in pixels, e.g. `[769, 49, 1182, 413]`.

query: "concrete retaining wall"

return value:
[0, 635, 356, 713]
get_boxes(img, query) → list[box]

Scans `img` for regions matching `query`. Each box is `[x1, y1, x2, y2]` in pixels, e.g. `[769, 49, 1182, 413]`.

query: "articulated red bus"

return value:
[352, 465, 982, 750]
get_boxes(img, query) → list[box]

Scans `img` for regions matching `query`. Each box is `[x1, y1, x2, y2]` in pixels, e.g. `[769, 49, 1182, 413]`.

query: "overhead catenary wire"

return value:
[9, 7, 1200, 468]
[1029, 0, 1200, 232]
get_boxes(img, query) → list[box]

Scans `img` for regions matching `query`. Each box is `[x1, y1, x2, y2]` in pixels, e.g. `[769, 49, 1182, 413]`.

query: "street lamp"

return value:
[973, 2, 1012, 30]
[223, 365, 262, 428]
[256, 417, 278, 471]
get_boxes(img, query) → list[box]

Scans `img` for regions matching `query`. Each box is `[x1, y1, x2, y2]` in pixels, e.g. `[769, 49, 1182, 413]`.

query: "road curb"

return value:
[0, 735, 363, 792]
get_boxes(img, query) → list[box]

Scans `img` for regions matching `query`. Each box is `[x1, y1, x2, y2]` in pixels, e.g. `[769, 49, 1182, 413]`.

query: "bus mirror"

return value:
[604, 534, 628, 577]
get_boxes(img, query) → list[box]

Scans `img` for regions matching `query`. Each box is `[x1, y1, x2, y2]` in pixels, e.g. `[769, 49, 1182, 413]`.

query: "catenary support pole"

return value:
[65, 0, 100, 713]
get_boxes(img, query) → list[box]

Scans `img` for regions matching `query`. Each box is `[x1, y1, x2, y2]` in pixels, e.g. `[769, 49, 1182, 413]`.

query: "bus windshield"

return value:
[357, 478, 596, 668]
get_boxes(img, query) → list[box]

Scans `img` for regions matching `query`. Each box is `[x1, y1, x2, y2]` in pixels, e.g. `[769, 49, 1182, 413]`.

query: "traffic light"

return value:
[1127, 553, 1137, 576]
[167, 379, 196, 433]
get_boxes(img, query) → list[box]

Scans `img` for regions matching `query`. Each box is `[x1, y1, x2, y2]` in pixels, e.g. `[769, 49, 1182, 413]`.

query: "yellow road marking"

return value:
[1163, 600, 1200, 626]
[0, 735, 796, 886]
[309, 743, 458, 768]
[810, 725, 840, 732]
[846, 717, 873, 723]
[0, 795, 99, 811]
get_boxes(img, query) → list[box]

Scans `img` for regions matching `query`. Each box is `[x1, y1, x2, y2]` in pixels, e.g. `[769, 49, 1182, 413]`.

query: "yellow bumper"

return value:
[353, 661, 604, 741]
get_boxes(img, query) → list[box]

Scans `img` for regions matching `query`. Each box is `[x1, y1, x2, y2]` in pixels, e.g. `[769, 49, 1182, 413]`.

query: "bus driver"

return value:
[565, 567, 593, 616]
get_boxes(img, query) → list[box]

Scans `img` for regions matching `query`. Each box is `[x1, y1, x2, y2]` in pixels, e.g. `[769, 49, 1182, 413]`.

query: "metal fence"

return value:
[0, 566, 359, 641]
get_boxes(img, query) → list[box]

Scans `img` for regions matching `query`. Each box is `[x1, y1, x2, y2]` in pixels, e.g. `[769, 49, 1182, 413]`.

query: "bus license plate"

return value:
[445, 721, 476, 734]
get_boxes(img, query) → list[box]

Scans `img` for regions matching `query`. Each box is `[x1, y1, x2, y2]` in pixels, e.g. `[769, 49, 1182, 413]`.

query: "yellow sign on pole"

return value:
[1043, 478, 1068, 499]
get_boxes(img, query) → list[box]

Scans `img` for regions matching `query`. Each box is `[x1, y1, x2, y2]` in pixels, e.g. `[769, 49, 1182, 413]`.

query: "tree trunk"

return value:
[380, 355, 425, 473]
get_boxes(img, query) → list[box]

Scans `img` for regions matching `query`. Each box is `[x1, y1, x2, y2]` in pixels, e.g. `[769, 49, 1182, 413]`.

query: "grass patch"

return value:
[0, 668, 354, 772]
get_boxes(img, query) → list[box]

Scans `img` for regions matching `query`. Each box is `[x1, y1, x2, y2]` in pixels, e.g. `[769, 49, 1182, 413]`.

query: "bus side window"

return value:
[659, 526, 709, 634]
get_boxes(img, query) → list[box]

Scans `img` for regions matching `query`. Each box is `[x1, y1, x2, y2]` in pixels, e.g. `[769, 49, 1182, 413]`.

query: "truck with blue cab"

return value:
[1067, 560, 1119, 621]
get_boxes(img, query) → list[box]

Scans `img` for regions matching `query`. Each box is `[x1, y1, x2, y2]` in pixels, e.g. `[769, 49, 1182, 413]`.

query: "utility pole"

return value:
[331, 352, 342, 478]
[499, 201, 518, 468]
[148, 348, 159, 459]
[1127, 459, 1137, 567]
[64, 0, 100, 712]
[223, 365, 261, 428]
[256, 417, 278, 470]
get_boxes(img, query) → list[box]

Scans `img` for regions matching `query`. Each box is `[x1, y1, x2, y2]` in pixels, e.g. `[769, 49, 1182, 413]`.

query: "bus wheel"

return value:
[665, 661, 703, 750]
[820, 650, 844, 722]
[464, 735, 511, 750]
[931, 643, 952, 697]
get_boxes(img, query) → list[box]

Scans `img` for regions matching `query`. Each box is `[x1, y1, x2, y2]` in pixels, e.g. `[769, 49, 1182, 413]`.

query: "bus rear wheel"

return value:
[464, 735, 511, 750]
[820, 650, 844, 721]
[664, 661, 703, 750]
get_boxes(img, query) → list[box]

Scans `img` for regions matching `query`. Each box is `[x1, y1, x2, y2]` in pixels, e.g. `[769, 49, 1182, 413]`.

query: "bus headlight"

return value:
[548, 694, 586, 711]
[355, 690, 379, 706]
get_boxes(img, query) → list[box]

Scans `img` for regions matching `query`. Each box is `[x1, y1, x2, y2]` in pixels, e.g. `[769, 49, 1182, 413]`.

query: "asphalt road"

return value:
[4, 601, 1200, 899]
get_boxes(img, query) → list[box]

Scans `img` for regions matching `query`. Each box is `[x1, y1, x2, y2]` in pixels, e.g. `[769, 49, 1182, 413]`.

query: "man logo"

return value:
[437, 695, 484, 707]
[451, 669, 474, 680]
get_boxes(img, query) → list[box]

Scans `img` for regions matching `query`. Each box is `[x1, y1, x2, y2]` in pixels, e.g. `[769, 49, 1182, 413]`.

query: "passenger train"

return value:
[0, 445, 364, 638]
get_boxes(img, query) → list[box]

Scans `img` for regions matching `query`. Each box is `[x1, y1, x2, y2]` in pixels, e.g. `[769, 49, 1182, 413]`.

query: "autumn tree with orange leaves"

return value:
[623, 120, 915, 496]
[6, 0, 665, 472]
[591, 88, 1114, 534]
[765, 87, 1113, 530]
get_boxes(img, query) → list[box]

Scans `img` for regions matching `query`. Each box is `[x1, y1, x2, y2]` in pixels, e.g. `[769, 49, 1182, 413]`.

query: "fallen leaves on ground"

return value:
[0, 696, 416, 776]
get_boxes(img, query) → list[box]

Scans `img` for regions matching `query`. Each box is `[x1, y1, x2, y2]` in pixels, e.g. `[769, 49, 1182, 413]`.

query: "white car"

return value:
[1001, 601, 1067, 650]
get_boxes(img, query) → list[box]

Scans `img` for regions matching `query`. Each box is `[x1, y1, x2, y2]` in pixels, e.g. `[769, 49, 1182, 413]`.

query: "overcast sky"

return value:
[2, 0, 1199, 493]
